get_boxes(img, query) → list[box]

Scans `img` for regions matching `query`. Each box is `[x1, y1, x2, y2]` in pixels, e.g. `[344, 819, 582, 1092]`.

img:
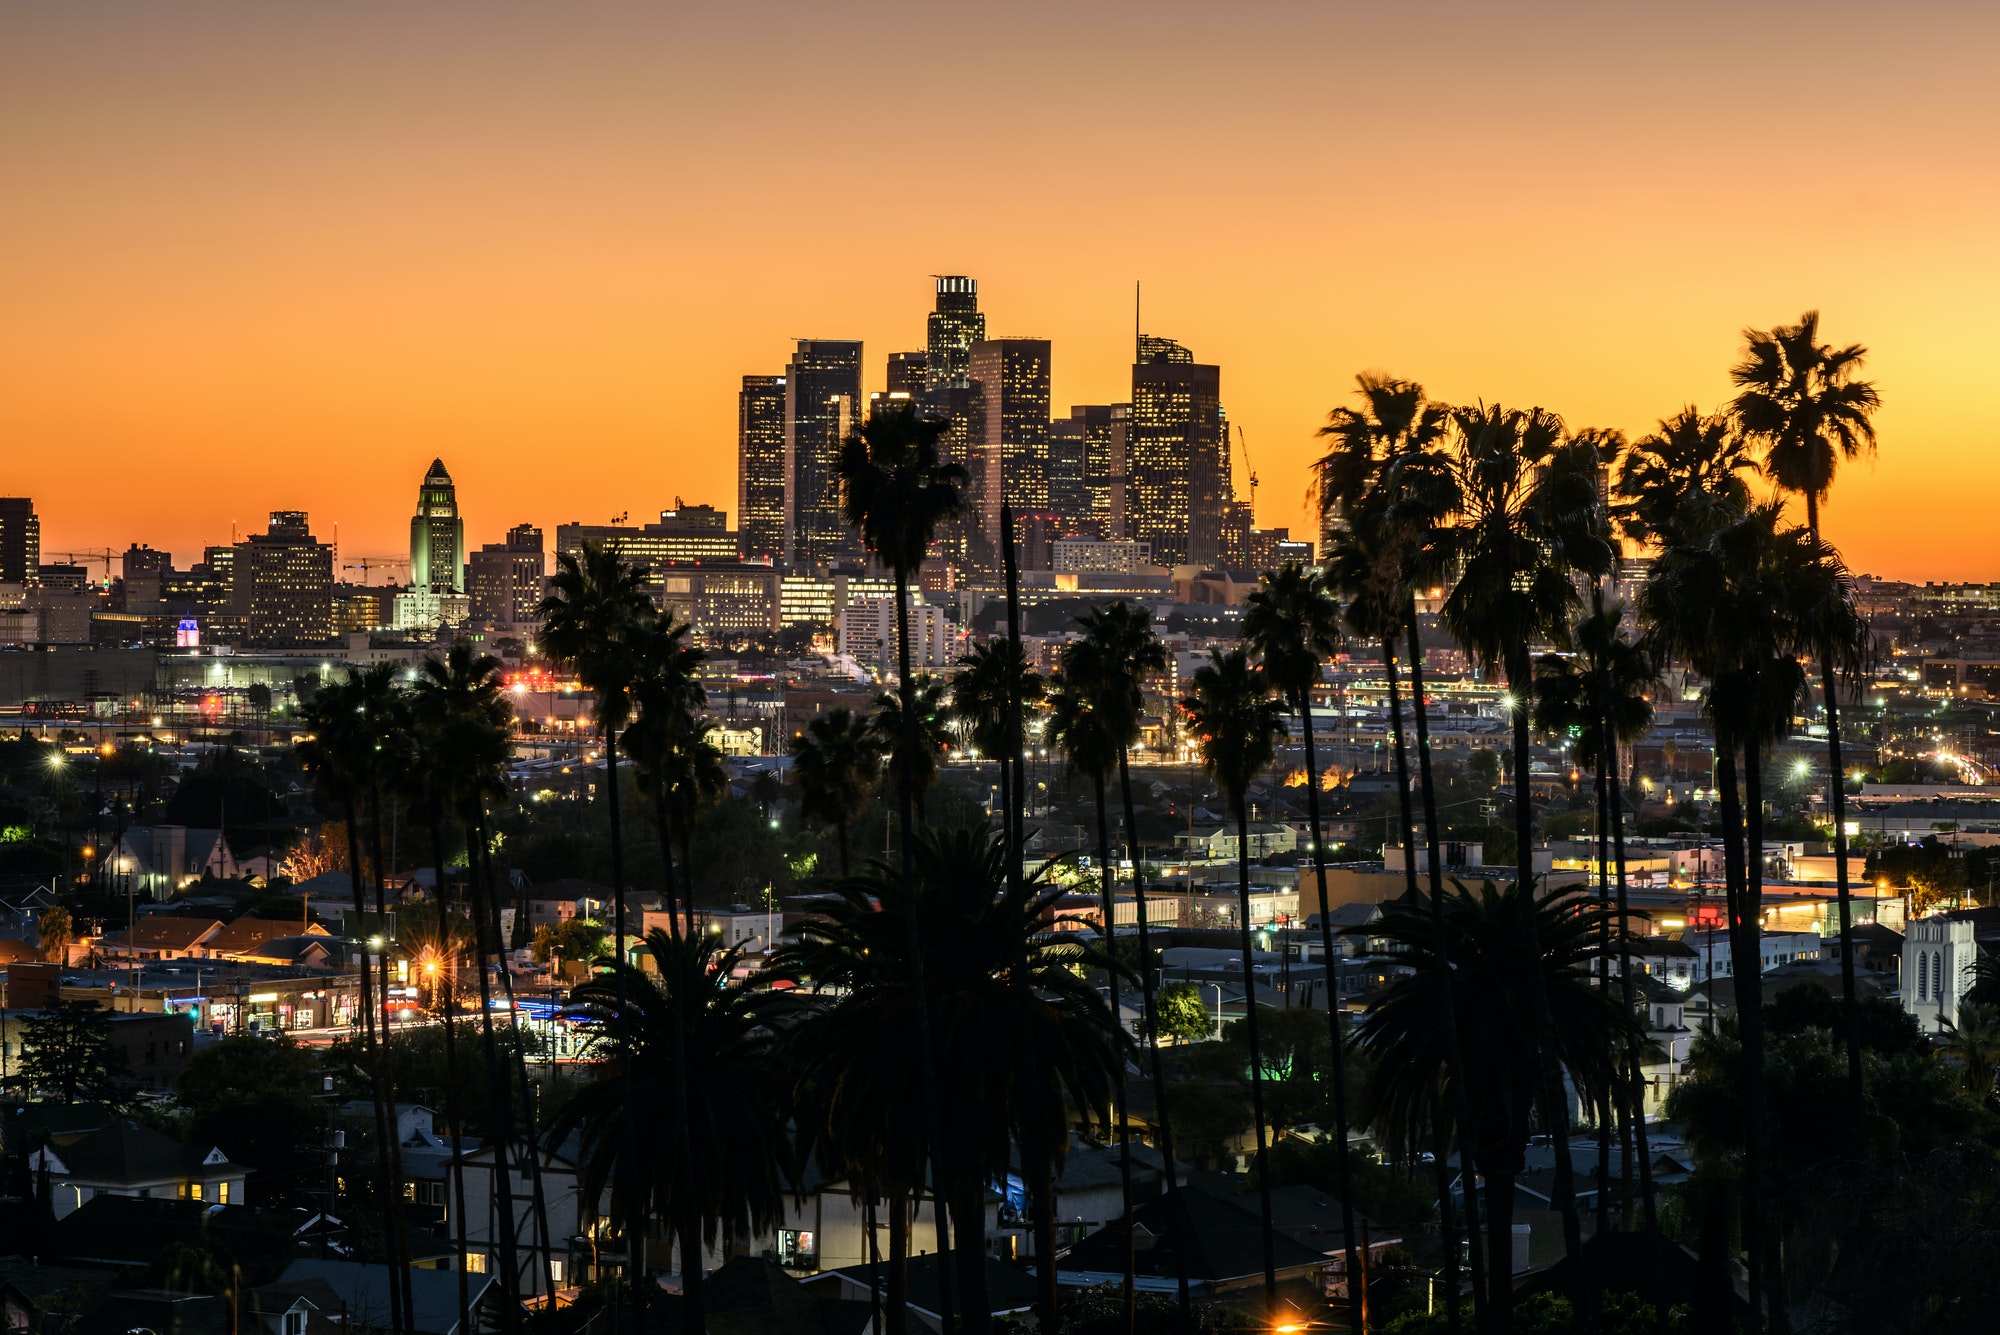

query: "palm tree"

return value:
[409, 645, 510, 1333]
[1732, 312, 1881, 1106]
[1615, 407, 1758, 549]
[869, 675, 950, 822]
[1940, 1004, 2000, 1100]
[1436, 403, 1612, 1267]
[1068, 600, 1191, 1317]
[790, 708, 881, 876]
[1353, 879, 1631, 1323]
[951, 639, 1043, 845]
[1181, 650, 1286, 1316]
[298, 668, 412, 1335]
[1241, 562, 1369, 1325]
[838, 403, 973, 1330]
[1534, 600, 1664, 1241]
[552, 930, 795, 1306]
[1043, 660, 1137, 1330]
[1642, 502, 1865, 1332]
[619, 613, 712, 1327]
[773, 829, 1122, 1335]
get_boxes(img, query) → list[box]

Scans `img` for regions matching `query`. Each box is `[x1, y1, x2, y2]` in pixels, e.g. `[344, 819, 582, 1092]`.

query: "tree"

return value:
[1153, 981, 1213, 1042]
[1940, 1004, 2000, 1101]
[20, 999, 126, 1105]
[837, 401, 972, 1330]
[1241, 562, 1368, 1328]
[1733, 311, 1882, 1110]
[532, 917, 607, 966]
[1353, 880, 1629, 1325]
[552, 931, 795, 1311]
[174, 1035, 325, 1197]
[1181, 649, 1286, 1316]
[774, 829, 1121, 1335]
[950, 639, 1043, 833]
[1435, 403, 1612, 1281]
[1615, 407, 1757, 549]
[37, 903, 72, 962]
[868, 675, 951, 821]
[790, 709, 881, 877]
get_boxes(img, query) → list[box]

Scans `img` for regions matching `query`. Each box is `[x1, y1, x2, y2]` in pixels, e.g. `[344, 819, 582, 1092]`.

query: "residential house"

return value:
[99, 916, 224, 961]
[1174, 823, 1298, 860]
[276, 1259, 494, 1335]
[1054, 1182, 1333, 1297]
[29, 1118, 244, 1219]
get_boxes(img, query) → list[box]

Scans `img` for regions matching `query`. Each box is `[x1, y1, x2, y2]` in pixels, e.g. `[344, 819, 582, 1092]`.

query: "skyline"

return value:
[6, 1, 1997, 578]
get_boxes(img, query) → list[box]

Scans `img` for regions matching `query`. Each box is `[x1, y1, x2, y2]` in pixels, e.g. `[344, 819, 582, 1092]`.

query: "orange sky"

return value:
[4, 1, 1996, 580]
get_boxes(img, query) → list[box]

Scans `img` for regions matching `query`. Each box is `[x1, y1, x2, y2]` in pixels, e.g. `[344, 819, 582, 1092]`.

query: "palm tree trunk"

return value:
[367, 790, 417, 1333]
[863, 1180, 883, 1335]
[1423, 1110, 1467, 1335]
[1594, 745, 1613, 1246]
[1381, 639, 1421, 904]
[482, 833, 558, 1305]
[888, 1192, 910, 1331]
[1716, 751, 1766, 1324]
[342, 799, 406, 1335]
[895, 560, 958, 1335]
[1297, 684, 1367, 1329]
[1117, 749, 1192, 1315]
[463, 814, 523, 1331]
[950, 1176, 991, 1335]
[657, 798, 707, 1333]
[1742, 741, 1789, 1334]
[1091, 772, 1137, 1331]
[1030, 1155, 1060, 1334]
[427, 813, 472, 1335]
[601, 731, 646, 1313]
[1608, 757, 1661, 1258]
[1405, 616, 1489, 1320]
[1504, 645, 1584, 1271]
[1482, 1158, 1517, 1326]
[1232, 802, 1279, 1314]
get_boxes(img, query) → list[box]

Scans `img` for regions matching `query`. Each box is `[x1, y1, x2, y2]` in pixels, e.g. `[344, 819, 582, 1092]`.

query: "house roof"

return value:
[39, 1119, 228, 1186]
[205, 916, 327, 958]
[116, 917, 224, 952]
[71, 1289, 226, 1335]
[277, 1259, 494, 1335]
[811, 1254, 1037, 1321]
[1056, 1183, 1332, 1286]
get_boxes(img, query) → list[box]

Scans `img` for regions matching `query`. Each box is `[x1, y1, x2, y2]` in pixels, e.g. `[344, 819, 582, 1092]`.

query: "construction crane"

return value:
[342, 556, 409, 584]
[1232, 422, 1260, 502]
[45, 549, 118, 581]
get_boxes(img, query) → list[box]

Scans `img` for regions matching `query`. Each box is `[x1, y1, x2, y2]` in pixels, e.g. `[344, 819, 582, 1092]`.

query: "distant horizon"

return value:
[6, 2, 1994, 580]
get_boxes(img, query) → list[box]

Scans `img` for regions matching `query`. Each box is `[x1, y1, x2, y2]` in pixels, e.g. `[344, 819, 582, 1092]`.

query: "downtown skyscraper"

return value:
[784, 339, 863, 568]
[738, 373, 787, 563]
[408, 458, 466, 592]
[1129, 335, 1230, 566]
[966, 337, 1052, 571]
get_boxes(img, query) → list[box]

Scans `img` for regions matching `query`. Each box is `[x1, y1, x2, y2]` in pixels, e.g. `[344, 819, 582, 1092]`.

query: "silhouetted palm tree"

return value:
[951, 639, 1043, 842]
[535, 542, 653, 1301]
[1732, 311, 1881, 1106]
[774, 829, 1122, 1335]
[839, 404, 973, 1330]
[869, 674, 950, 821]
[790, 708, 881, 877]
[1615, 407, 1758, 549]
[1435, 404, 1613, 1271]
[298, 667, 413, 1335]
[1242, 562, 1369, 1325]
[553, 930, 794, 1308]
[1181, 650, 1286, 1316]
[1354, 879, 1631, 1315]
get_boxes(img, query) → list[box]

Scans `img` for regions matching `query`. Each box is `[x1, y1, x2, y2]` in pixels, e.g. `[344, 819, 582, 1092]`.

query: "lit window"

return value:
[189, 1183, 203, 1201]
[219, 1181, 230, 1204]
[465, 1253, 488, 1274]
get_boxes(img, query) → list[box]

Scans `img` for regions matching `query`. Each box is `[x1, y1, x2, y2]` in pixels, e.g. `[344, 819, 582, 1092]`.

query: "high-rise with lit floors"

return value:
[232, 511, 334, 645]
[0, 498, 39, 585]
[409, 458, 467, 593]
[1129, 336, 1228, 566]
[738, 374, 788, 563]
[784, 339, 864, 568]
[924, 276, 985, 390]
[1049, 404, 1124, 538]
[467, 524, 546, 625]
[967, 338, 1052, 572]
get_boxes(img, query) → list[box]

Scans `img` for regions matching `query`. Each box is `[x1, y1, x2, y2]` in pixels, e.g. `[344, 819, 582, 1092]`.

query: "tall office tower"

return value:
[0, 498, 39, 584]
[121, 544, 173, 611]
[232, 511, 334, 645]
[966, 338, 1052, 572]
[408, 458, 467, 593]
[1047, 416, 1090, 534]
[1129, 336, 1227, 566]
[467, 523, 546, 624]
[886, 351, 929, 396]
[738, 374, 788, 563]
[925, 276, 985, 390]
[1051, 405, 1123, 538]
[785, 339, 864, 568]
